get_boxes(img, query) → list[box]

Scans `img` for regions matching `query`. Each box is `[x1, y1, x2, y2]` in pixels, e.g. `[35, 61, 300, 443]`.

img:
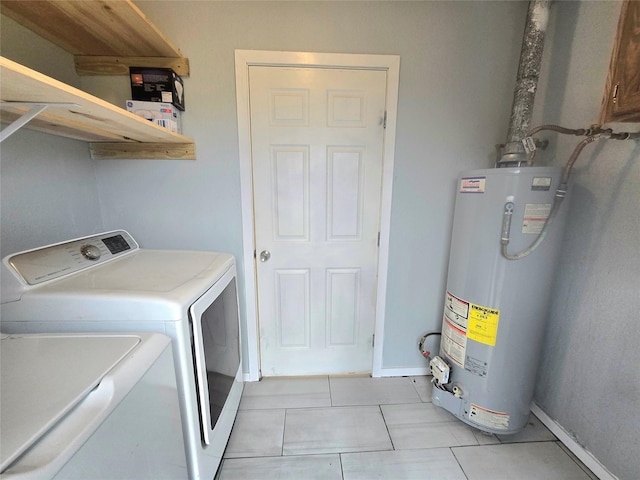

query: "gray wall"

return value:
[82, 0, 527, 370]
[0, 17, 104, 257]
[2, 2, 637, 477]
[532, 2, 639, 479]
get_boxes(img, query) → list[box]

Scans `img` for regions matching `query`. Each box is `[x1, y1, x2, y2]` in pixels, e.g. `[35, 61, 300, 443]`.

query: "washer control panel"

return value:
[5, 230, 139, 286]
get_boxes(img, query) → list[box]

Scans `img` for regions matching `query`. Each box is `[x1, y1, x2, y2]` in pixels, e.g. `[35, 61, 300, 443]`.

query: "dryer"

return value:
[1, 230, 244, 480]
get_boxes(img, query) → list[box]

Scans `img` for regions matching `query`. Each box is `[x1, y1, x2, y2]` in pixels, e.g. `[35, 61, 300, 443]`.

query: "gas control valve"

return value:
[429, 356, 450, 384]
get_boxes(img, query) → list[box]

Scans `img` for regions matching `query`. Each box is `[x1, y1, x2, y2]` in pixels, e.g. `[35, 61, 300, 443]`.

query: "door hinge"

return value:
[612, 83, 619, 104]
[253, 249, 257, 259]
[372, 334, 375, 347]
[377, 232, 381, 247]
[383, 111, 387, 129]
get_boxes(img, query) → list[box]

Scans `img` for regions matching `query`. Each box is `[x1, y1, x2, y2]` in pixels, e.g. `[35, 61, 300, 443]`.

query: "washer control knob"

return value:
[80, 244, 101, 261]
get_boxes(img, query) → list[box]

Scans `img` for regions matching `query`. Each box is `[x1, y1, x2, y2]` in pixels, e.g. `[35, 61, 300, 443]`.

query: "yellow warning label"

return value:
[467, 303, 500, 346]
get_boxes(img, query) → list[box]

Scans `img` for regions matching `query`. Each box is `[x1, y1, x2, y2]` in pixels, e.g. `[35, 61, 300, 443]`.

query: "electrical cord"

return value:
[432, 378, 449, 391]
[418, 331, 441, 359]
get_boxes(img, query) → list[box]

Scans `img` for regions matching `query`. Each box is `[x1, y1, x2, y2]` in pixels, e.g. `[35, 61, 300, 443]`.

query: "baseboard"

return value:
[372, 366, 430, 377]
[244, 367, 431, 381]
[531, 403, 617, 480]
[243, 372, 259, 382]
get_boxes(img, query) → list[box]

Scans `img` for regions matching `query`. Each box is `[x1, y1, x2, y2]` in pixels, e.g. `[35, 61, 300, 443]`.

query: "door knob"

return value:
[259, 250, 271, 262]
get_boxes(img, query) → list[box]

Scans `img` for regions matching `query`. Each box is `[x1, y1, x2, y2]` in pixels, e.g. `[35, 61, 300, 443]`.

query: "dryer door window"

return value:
[189, 267, 241, 444]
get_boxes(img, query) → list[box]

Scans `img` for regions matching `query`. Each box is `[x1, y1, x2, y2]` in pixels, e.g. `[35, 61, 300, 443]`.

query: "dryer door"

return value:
[189, 265, 241, 445]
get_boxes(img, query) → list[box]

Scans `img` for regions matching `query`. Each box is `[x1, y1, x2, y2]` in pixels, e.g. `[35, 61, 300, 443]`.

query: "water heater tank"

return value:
[432, 166, 567, 435]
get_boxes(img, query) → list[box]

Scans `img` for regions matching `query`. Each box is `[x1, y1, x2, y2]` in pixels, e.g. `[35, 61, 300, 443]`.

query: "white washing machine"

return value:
[1, 230, 244, 480]
[1, 331, 187, 479]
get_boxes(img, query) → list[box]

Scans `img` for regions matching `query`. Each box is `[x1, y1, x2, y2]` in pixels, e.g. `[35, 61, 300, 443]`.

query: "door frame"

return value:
[235, 50, 400, 381]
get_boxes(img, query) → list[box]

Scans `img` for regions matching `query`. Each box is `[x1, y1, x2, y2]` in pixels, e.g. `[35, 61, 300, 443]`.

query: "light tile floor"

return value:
[217, 376, 598, 479]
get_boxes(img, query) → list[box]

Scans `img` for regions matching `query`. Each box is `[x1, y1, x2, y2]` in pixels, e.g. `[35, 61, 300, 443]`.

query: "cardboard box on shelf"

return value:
[130, 67, 185, 111]
[126, 100, 182, 133]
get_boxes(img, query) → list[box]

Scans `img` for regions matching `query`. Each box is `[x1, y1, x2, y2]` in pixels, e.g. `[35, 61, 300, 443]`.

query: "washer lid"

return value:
[0, 334, 140, 471]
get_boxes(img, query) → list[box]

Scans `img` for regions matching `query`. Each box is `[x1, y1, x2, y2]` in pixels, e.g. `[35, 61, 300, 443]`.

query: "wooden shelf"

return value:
[0, 0, 189, 76]
[1, 56, 195, 160]
[0, 1, 194, 159]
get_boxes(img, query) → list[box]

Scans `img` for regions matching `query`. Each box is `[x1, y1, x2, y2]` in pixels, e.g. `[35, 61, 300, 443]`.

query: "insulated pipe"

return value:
[498, 0, 551, 166]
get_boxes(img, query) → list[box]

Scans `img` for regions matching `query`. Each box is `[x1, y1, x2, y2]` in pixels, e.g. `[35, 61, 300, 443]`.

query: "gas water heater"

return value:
[431, 166, 567, 435]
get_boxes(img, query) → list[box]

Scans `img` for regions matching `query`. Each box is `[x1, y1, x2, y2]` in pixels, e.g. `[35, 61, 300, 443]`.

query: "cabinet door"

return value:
[600, 0, 640, 123]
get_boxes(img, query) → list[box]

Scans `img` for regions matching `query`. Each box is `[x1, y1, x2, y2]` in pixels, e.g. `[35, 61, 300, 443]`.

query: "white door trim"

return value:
[235, 50, 400, 381]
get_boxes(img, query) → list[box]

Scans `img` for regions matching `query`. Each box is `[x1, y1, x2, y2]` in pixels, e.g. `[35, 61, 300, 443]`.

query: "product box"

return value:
[126, 100, 182, 133]
[129, 67, 185, 111]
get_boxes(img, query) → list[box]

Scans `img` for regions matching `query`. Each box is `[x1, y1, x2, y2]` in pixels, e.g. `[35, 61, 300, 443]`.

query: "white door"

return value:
[249, 66, 387, 376]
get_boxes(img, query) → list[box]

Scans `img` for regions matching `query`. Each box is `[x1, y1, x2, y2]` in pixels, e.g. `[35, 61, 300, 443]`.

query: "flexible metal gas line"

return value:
[501, 126, 639, 261]
[525, 124, 640, 164]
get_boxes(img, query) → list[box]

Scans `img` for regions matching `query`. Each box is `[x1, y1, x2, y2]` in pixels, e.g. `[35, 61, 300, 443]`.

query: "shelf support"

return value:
[1, 102, 78, 143]
[89, 142, 196, 160]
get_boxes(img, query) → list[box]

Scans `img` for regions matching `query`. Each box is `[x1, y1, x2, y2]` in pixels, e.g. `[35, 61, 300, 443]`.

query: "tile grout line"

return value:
[280, 408, 287, 458]
[378, 403, 397, 451]
[449, 446, 471, 480]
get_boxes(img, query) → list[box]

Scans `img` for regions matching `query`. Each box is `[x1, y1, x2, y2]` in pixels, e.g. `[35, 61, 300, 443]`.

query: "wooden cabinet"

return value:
[0, 0, 195, 159]
[600, 0, 640, 123]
